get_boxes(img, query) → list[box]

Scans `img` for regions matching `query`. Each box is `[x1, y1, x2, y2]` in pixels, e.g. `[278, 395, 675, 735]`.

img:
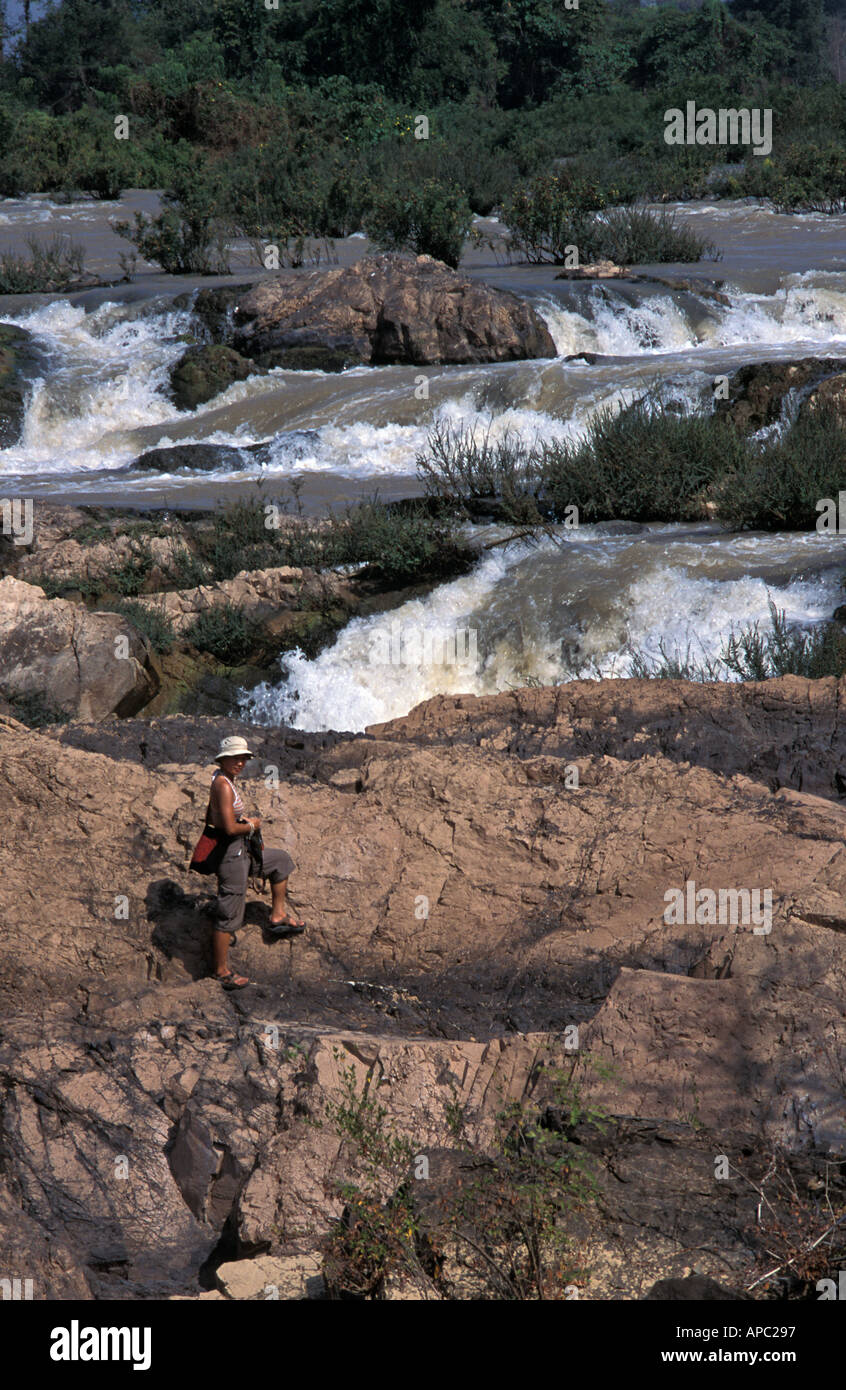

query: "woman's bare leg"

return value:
[269, 878, 305, 927]
[212, 929, 248, 984]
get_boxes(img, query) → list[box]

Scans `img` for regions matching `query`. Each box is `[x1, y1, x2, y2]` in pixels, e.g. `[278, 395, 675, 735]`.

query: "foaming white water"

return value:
[0, 196, 120, 226]
[710, 278, 846, 348]
[241, 527, 844, 732]
[537, 274, 846, 360]
[264, 392, 580, 477]
[536, 291, 693, 357]
[596, 566, 837, 677]
[241, 541, 536, 731]
[0, 300, 192, 473]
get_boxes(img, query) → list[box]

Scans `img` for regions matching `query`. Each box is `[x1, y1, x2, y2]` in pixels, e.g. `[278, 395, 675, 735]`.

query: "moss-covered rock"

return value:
[169, 344, 266, 411]
[0, 324, 43, 448]
[174, 285, 253, 342]
[253, 344, 363, 373]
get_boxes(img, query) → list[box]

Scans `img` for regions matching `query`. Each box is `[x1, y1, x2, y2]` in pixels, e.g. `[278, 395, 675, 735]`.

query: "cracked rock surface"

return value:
[1, 676, 845, 1298]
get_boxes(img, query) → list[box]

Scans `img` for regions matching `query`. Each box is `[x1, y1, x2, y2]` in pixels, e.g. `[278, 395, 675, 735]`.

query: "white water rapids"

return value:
[1, 196, 845, 730]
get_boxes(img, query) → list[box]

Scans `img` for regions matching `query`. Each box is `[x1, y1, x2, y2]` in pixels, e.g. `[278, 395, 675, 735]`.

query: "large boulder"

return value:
[231, 253, 557, 367]
[133, 443, 256, 473]
[0, 323, 44, 447]
[715, 356, 846, 432]
[0, 576, 158, 719]
[169, 344, 266, 411]
[801, 370, 846, 424]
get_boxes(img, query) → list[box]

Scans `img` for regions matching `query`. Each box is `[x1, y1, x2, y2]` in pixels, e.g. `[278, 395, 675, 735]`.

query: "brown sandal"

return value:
[216, 969, 250, 990]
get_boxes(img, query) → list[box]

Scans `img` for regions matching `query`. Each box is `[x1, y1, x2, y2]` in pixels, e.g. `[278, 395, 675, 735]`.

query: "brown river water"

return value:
[1, 192, 844, 729]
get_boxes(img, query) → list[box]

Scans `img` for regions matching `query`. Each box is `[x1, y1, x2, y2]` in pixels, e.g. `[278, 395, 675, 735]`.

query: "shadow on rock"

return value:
[146, 878, 213, 980]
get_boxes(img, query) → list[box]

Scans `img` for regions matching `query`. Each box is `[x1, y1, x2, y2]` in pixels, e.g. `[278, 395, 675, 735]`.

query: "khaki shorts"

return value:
[213, 840, 296, 934]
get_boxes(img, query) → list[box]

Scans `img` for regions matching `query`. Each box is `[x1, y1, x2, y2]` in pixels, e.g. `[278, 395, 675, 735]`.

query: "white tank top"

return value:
[210, 770, 246, 822]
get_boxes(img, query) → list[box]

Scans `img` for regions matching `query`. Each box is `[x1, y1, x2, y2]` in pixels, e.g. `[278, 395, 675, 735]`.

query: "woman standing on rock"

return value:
[203, 736, 305, 990]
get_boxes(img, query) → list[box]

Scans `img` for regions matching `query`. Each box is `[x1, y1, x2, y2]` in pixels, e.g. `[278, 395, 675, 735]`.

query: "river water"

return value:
[1, 193, 845, 730]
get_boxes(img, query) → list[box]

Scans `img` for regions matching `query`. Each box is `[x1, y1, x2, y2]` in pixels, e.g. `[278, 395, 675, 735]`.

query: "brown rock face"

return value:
[2, 674, 846, 1299]
[0, 577, 158, 719]
[231, 253, 557, 367]
[133, 564, 353, 638]
[715, 356, 846, 431]
[367, 676, 846, 800]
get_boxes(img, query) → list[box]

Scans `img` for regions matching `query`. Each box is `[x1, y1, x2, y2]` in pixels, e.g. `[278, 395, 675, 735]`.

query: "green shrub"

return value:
[595, 206, 719, 264]
[113, 204, 229, 275]
[329, 499, 473, 585]
[503, 172, 717, 265]
[414, 400, 846, 531]
[108, 599, 176, 655]
[0, 234, 86, 293]
[543, 400, 746, 523]
[416, 420, 546, 524]
[185, 602, 265, 664]
[5, 691, 66, 727]
[173, 493, 473, 587]
[757, 143, 846, 215]
[113, 157, 230, 274]
[716, 407, 846, 531]
[502, 171, 605, 265]
[364, 176, 472, 268]
[322, 1050, 610, 1301]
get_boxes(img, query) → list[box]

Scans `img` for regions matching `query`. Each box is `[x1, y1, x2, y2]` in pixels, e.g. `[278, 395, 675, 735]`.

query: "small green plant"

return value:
[167, 543, 211, 589]
[5, 691, 66, 727]
[444, 1088, 466, 1141]
[108, 599, 176, 655]
[722, 602, 846, 682]
[628, 603, 846, 684]
[321, 1048, 612, 1300]
[107, 544, 155, 597]
[678, 1076, 704, 1132]
[0, 234, 86, 293]
[324, 1054, 415, 1180]
[185, 601, 265, 664]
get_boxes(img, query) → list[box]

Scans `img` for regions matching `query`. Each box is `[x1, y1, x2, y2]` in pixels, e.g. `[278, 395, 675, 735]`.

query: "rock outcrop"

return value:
[715, 356, 846, 432]
[133, 443, 256, 473]
[0, 577, 158, 719]
[1, 675, 846, 1298]
[133, 564, 355, 638]
[169, 344, 267, 411]
[10, 523, 186, 593]
[0, 323, 45, 447]
[230, 253, 557, 367]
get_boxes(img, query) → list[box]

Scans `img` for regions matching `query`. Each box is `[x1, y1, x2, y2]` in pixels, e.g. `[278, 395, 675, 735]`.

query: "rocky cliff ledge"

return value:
[1, 677, 845, 1299]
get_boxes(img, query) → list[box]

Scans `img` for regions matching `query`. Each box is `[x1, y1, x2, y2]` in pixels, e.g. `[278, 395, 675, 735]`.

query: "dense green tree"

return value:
[727, 0, 827, 80]
[475, 0, 620, 105]
[14, 0, 139, 109]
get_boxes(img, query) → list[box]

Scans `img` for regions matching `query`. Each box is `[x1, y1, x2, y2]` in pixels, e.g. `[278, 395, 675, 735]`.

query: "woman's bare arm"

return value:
[211, 779, 259, 836]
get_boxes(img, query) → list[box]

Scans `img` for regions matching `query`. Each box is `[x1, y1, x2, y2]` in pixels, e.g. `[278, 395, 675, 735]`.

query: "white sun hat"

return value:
[214, 735, 256, 763]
